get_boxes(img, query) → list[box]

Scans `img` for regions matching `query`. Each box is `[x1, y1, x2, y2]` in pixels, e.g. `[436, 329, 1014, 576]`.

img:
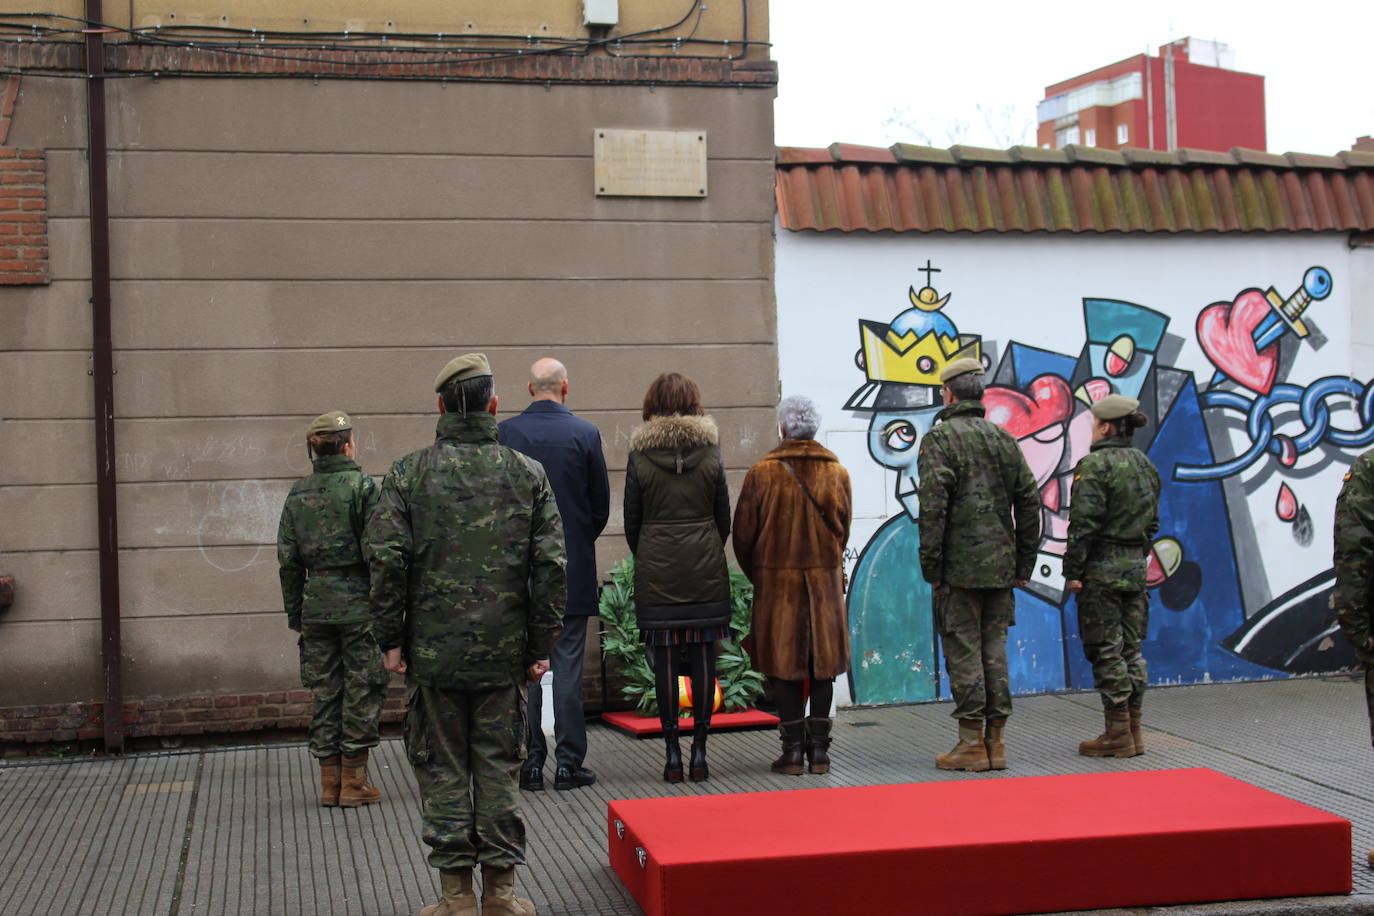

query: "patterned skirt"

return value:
[640, 624, 731, 647]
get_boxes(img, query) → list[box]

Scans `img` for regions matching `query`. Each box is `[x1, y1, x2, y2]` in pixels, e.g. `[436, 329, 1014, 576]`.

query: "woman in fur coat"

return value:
[624, 372, 732, 782]
[732, 395, 852, 775]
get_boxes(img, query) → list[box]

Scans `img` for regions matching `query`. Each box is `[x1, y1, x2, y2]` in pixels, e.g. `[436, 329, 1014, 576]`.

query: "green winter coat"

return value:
[1063, 436, 1161, 590]
[366, 412, 566, 690]
[1334, 449, 1374, 652]
[917, 399, 1042, 588]
[624, 414, 732, 630]
[277, 453, 379, 629]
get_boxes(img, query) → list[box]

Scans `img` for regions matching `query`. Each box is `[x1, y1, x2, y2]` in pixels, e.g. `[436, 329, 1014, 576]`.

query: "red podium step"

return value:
[607, 769, 1350, 916]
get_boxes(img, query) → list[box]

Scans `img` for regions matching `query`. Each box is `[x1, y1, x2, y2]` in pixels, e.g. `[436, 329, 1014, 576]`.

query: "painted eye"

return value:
[1105, 335, 1135, 377]
[883, 421, 918, 451]
[917, 356, 935, 373]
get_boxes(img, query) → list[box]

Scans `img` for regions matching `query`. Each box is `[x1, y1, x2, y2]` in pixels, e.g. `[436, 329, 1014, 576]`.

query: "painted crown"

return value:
[858, 285, 983, 387]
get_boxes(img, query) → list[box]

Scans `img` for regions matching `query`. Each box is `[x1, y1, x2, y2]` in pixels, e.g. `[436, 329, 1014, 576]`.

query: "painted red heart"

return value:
[1196, 289, 1278, 394]
[985, 374, 1073, 439]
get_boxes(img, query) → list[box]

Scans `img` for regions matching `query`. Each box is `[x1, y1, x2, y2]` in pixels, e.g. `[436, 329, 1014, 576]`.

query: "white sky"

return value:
[770, 0, 1374, 156]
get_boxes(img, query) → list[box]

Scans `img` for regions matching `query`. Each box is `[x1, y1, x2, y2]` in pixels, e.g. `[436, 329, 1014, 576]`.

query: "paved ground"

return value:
[2, 675, 1373, 916]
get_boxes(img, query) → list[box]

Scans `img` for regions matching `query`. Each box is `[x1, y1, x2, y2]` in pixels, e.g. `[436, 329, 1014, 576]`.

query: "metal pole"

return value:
[84, 0, 123, 754]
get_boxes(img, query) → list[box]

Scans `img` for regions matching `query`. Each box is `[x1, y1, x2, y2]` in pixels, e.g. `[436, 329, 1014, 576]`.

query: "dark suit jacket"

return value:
[499, 400, 611, 615]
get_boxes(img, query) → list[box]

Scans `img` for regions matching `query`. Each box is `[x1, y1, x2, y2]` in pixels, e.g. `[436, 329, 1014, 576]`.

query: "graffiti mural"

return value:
[840, 260, 1362, 707]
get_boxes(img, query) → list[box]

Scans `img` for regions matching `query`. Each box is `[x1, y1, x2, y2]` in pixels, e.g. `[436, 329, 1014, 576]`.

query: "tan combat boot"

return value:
[1078, 707, 1139, 757]
[935, 719, 991, 772]
[318, 755, 341, 807]
[419, 868, 478, 916]
[481, 864, 536, 915]
[339, 751, 383, 806]
[984, 717, 1007, 770]
[1128, 706, 1144, 754]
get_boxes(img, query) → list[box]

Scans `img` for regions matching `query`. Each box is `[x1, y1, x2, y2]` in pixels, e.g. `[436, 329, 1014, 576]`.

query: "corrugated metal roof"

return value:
[775, 143, 1374, 234]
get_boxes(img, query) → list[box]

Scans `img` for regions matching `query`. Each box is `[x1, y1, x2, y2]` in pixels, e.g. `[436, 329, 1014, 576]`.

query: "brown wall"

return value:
[0, 60, 778, 713]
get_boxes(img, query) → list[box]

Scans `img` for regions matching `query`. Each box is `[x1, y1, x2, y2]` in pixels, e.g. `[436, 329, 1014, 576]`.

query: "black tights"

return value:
[653, 643, 717, 729]
[771, 676, 835, 723]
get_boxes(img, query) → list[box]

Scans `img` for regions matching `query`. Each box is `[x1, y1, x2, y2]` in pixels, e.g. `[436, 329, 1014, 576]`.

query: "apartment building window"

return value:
[1117, 123, 1129, 145]
[1084, 128, 1097, 147]
[1054, 126, 1080, 148]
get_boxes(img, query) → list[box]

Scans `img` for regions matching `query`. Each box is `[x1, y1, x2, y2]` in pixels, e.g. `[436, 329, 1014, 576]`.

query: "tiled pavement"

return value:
[3, 676, 1373, 916]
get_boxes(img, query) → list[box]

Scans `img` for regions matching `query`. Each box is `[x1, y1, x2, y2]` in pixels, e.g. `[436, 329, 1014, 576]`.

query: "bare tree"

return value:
[883, 102, 1034, 150]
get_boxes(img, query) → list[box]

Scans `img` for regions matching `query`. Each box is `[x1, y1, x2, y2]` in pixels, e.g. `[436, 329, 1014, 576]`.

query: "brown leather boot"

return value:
[1128, 706, 1144, 754]
[419, 868, 478, 916]
[339, 751, 383, 806]
[318, 755, 341, 807]
[935, 719, 990, 772]
[1079, 707, 1138, 757]
[804, 716, 833, 774]
[770, 720, 805, 775]
[984, 717, 1007, 770]
[481, 864, 536, 915]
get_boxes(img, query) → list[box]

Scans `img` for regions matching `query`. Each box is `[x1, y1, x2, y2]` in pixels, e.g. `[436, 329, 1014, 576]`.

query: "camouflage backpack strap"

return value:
[777, 460, 844, 540]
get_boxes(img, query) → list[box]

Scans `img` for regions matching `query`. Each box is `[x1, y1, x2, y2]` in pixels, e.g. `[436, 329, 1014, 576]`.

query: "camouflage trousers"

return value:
[298, 622, 388, 759]
[935, 585, 1013, 720]
[1076, 582, 1149, 709]
[404, 681, 528, 870]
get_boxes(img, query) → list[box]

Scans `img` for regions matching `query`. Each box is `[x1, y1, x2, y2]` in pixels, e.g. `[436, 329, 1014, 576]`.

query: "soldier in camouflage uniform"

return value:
[1063, 394, 1160, 759]
[1334, 448, 1374, 869]
[917, 358, 1041, 772]
[277, 410, 388, 807]
[368, 354, 566, 916]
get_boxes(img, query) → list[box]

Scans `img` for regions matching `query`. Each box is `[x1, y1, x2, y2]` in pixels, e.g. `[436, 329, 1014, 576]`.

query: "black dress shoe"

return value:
[554, 766, 597, 791]
[519, 765, 544, 791]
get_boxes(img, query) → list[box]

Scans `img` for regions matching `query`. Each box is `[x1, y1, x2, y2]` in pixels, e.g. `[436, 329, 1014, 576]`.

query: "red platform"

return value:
[600, 708, 779, 737]
[607, 768, 1350, 916]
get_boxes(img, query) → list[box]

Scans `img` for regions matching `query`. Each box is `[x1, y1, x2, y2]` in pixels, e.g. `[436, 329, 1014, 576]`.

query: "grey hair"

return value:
[530, 358, 567, 393]
[778, 395, 821, 440]
[945, 371, 986, 402]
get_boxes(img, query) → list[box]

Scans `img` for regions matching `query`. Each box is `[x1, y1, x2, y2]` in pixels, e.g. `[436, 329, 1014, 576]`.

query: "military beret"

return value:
[1090, 394, 1140, 420]
[434, 353, 492, 392]
[939, 357, 985, 384]
[307, 410, 352, 437]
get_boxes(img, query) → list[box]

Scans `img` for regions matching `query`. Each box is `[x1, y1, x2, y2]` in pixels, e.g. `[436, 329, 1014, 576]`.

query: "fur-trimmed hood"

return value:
[630, 414, 719, 451]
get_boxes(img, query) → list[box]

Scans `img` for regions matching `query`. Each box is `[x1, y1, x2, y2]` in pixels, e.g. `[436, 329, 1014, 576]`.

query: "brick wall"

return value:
[0, 147, 47, 285]
[0, 685, 408, 757]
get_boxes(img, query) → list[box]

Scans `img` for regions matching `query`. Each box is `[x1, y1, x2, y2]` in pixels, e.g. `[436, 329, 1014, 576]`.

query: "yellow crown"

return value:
[859, 286, 982, 386]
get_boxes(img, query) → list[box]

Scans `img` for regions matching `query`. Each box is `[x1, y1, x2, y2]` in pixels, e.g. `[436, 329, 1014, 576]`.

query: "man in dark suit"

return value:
[499, 357, 611, 791]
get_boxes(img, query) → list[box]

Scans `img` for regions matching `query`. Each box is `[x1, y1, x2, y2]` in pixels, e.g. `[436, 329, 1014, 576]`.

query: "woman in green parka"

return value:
[624, 372, 732, 783]
[1063, 394, 1161, 759]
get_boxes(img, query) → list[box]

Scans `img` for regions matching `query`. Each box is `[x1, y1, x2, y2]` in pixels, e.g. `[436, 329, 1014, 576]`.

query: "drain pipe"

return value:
[84, 0, 123, 754]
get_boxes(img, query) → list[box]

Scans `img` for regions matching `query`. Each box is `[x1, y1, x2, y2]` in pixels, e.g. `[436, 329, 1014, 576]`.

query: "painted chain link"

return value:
[1174, 376, 1374, 481]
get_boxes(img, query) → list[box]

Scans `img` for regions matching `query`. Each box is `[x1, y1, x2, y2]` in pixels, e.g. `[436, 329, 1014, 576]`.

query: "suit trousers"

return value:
[525, 614, 590, 771]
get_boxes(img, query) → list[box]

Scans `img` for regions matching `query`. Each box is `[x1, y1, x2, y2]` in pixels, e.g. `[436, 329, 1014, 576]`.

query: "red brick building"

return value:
[1037, 38, 1265, 152]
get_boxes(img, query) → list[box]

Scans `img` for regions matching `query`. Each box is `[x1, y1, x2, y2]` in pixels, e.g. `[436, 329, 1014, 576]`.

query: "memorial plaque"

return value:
[594, 128, 707, 198]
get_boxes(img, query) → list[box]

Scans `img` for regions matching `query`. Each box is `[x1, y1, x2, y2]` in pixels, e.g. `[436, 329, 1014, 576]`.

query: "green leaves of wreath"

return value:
[599, 558, 765, 717]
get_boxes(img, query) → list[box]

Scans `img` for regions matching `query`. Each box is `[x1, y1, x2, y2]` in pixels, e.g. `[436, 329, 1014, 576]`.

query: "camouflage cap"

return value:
[939, 357, 984, 384]
[307, 410, 352, 437]
[1090, 394, 1140, 420]
[434, 353, 492, 392]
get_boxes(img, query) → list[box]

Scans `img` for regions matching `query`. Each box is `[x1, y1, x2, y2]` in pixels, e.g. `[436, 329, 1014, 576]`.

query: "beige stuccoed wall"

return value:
[0, 65, 777, 706]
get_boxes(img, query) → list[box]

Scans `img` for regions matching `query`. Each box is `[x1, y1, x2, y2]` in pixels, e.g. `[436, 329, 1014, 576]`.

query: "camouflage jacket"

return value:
[277, 454, 380, 629]
[917, 400, 1042, 588]
[366, 412, 566, 690]
[1333, 449, 1374, 651]
[1063, 436, 1160, 590]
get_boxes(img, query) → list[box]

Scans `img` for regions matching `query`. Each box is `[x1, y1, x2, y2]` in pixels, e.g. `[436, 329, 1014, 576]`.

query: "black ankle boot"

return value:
[771, 719, 805, 775]
[662, 724, 683, 783]
[688, 722, 710, 782]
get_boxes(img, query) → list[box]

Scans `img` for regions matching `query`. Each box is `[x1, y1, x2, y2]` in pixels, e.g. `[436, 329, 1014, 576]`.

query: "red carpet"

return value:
[607, 768, 1350, 916]
[600, 708, 779, 737]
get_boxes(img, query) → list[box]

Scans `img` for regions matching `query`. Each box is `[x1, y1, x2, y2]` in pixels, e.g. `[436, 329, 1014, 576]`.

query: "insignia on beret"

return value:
[1089, 394, 1139, 421]
[435, 353, 493, 392]
[938, 357, 984, 384]
[307, 410, 352, 437]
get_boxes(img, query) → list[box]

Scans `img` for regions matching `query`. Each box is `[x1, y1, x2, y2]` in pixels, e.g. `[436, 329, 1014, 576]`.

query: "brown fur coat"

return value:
[732, 438, 852, 680]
